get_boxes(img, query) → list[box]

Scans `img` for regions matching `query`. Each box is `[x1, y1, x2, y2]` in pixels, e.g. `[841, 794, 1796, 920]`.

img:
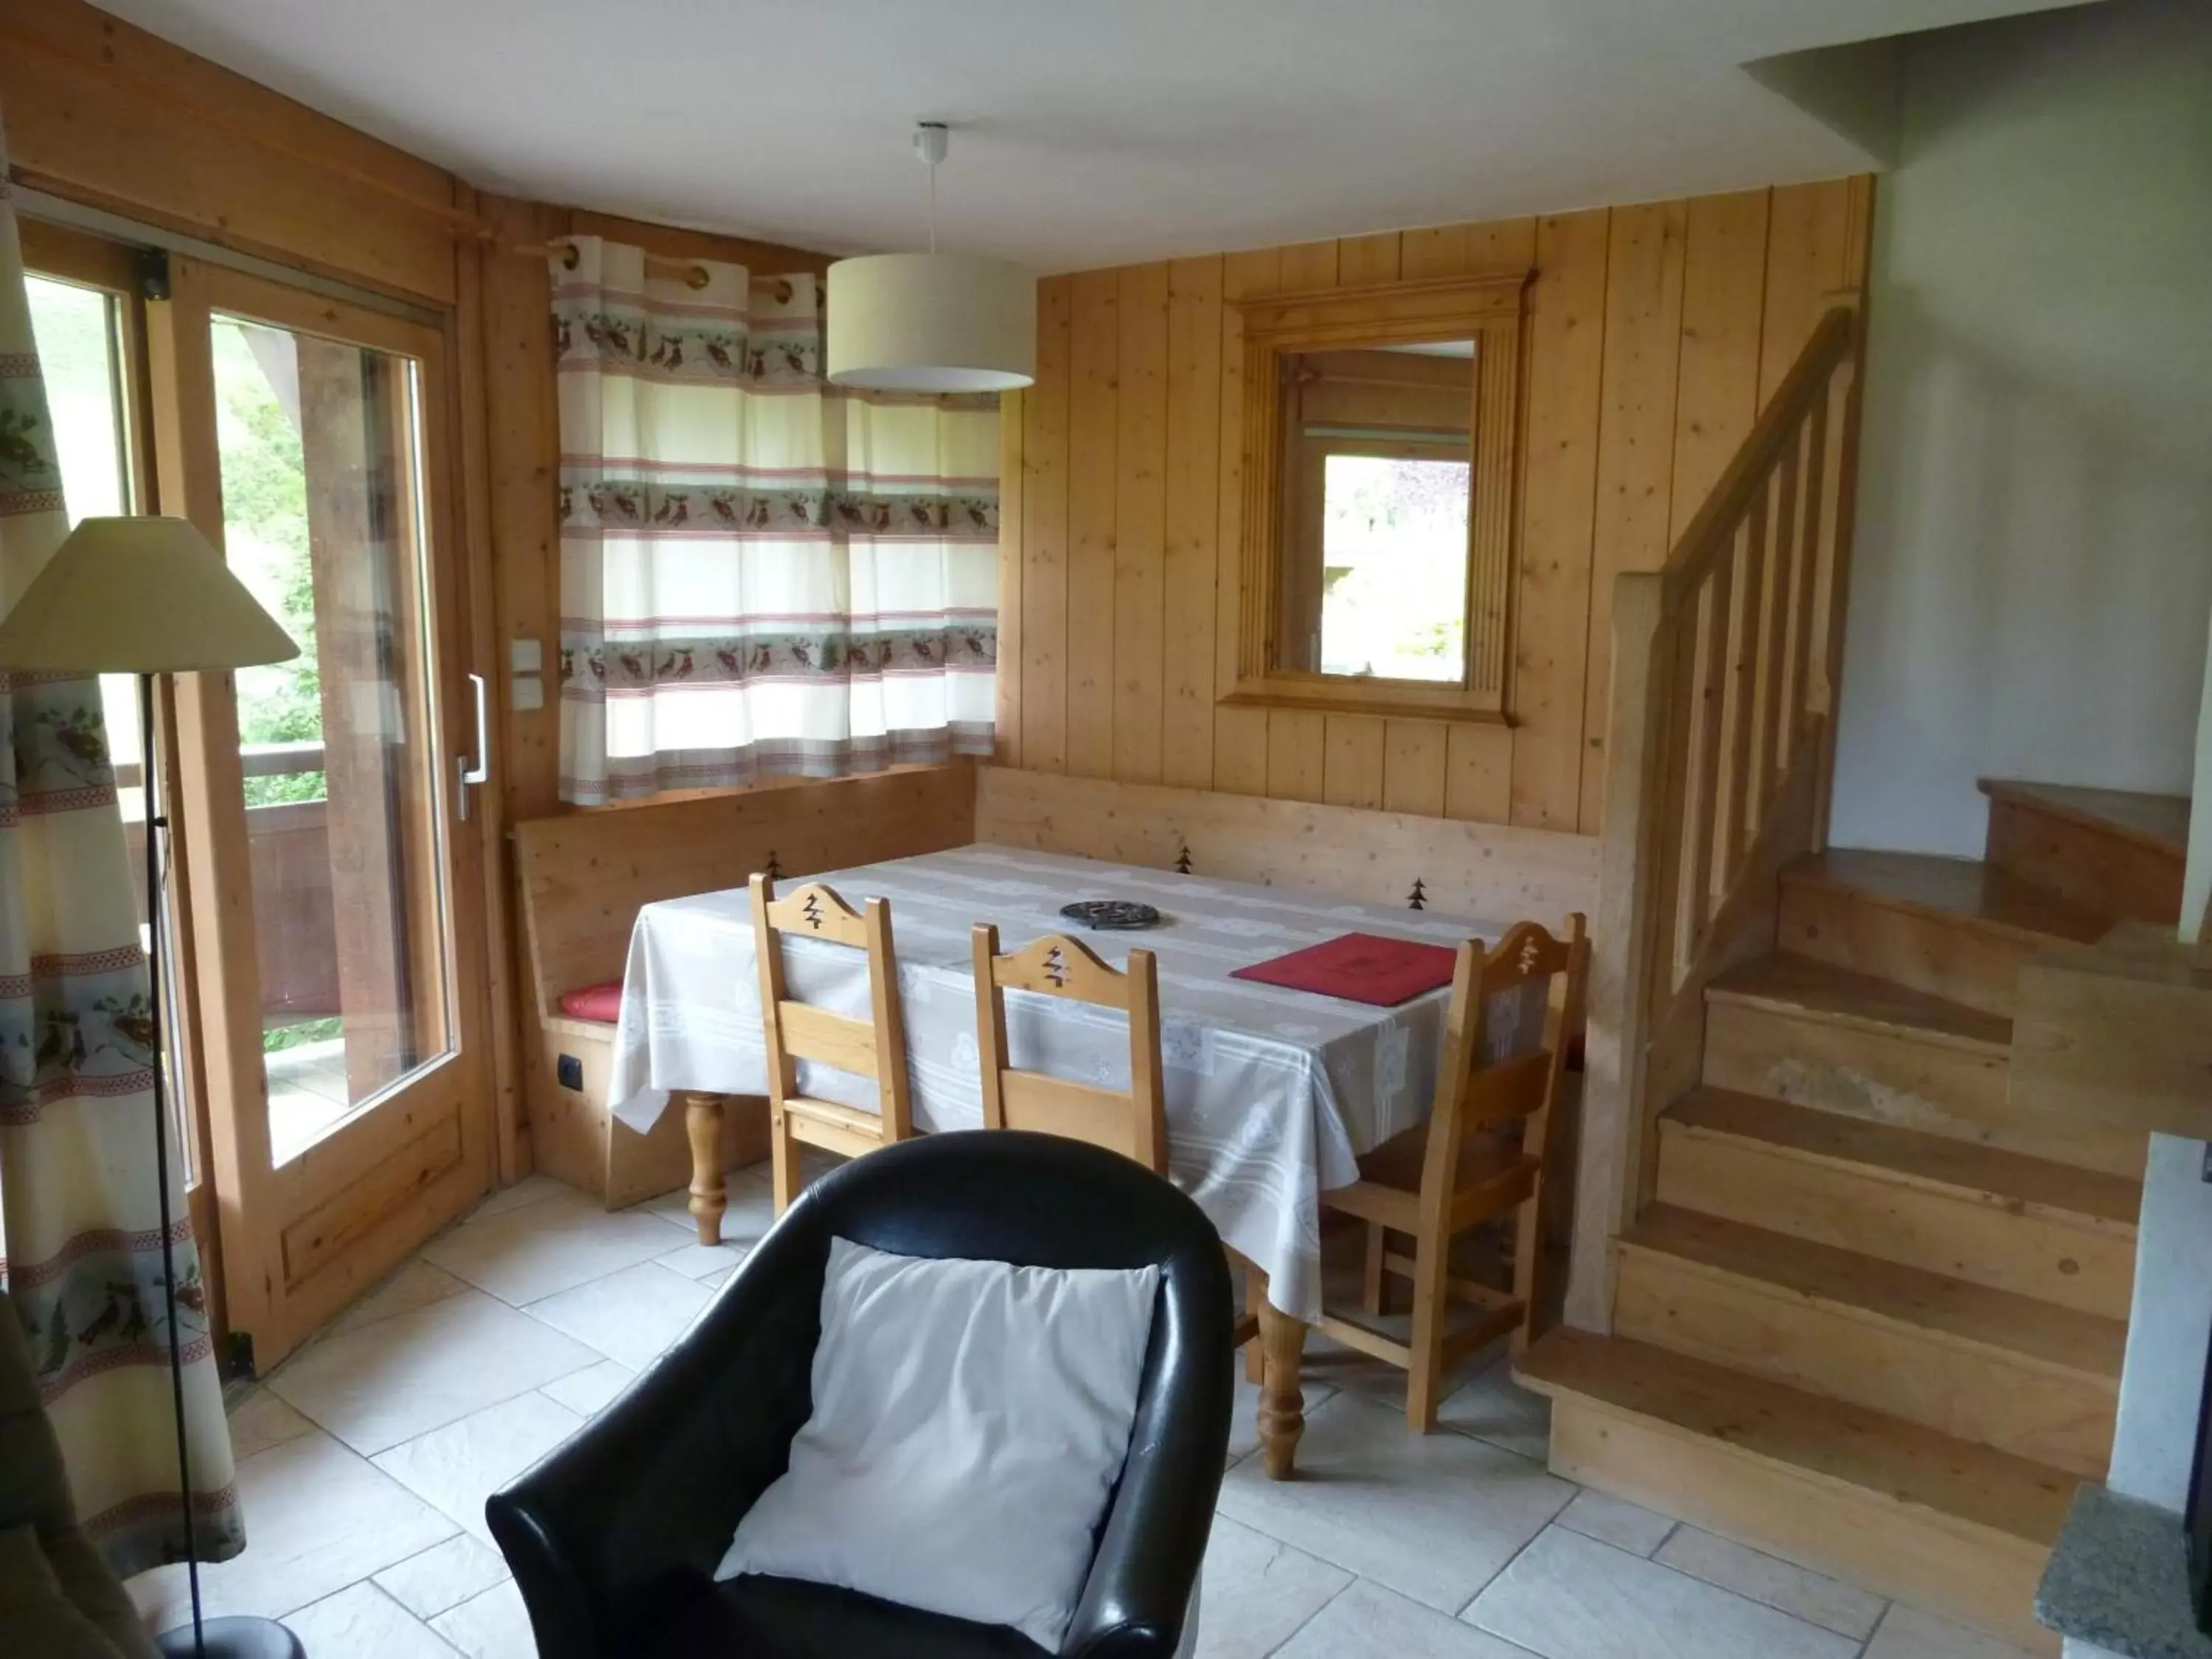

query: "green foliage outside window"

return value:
[214, 324, 327, 807]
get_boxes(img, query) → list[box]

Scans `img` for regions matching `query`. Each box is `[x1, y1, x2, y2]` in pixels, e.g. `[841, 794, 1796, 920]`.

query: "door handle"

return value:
[455, 671, 490, 821]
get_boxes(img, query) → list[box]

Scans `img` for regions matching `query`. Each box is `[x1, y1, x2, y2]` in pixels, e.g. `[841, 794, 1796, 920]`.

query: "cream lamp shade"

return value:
[0, 515, 298, 673]
[826, 252, 1037, 393]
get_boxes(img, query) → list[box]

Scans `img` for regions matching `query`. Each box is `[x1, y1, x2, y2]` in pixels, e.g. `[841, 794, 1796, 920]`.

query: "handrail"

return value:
[1566, 302, 1866, 1332]
[1662, 308, 1856, 591]
[114, 739, 326, 791]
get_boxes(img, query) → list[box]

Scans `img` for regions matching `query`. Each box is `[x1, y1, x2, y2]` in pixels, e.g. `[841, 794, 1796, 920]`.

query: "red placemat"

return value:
[1231, 932, 1458, 1007]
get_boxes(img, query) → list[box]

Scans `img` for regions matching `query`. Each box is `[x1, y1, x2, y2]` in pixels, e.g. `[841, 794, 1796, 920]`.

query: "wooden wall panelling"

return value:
[451, 187, 528, 1183]
[1325, 716, 1388, 809]
[1327, 232, 1401, 810]
[1213, 249, 1281, 796]
[1401, 218, 1535, 828]
[1267, 710, 1328, 802]
[0, 0, 462, 304]
[1669, 190, 1773, 540]
[1113, 262, 1170, 784]
[1668, 190, 1770, 888]
[1446, 726, 1513, 822]
[1259, 241, 1340, 802]
[1579, 200, 1688, 832]
[479, 194, 565, 823]
[1066, 270, 1121, 777]
[995, 389, 1025, 766]
[1509, 209, 1611, 832]
[1162, 257, 1224, 790]
[1022, 277, 1074, 772]
[1010, 184, 1866, 835]
[1757, 182, 1855, 404]
[1384, 720, 1449, 816]
[1338, 231, 1402, 287]
[976, 765, 1600, 923]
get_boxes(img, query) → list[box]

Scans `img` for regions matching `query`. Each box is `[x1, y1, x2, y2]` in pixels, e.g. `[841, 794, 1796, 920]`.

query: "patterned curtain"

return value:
[0, 141, 243, 1571]
[554, 236, 1000, 805]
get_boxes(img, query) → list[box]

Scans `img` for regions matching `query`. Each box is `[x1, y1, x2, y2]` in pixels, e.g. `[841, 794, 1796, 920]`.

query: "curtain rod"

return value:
[517, 240, 714, 289]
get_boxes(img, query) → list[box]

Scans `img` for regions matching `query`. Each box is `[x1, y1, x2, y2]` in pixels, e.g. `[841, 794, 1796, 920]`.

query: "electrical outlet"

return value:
[511, 675, 544, 712]
[557, 1053, 584, 1091]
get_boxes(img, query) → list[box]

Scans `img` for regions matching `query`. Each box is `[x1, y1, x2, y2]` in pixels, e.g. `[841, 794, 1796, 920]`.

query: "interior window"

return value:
[1279, 341, 1475, 684]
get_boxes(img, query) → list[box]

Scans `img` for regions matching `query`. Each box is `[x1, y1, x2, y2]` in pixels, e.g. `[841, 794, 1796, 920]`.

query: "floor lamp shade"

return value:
[826, 253, 1037, 393]
[0, 515, 298, 673]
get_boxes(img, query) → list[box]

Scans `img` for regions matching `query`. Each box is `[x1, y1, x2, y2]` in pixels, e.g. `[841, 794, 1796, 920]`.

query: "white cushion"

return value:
[716, 1237, 1162, 1651]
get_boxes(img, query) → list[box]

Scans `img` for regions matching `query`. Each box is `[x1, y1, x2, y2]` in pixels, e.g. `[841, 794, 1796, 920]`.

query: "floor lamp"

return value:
[0, 515, 306, 1659]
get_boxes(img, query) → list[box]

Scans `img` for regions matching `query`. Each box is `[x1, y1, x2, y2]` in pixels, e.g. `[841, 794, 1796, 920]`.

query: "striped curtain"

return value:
[553, 237, 999, 805]
[0, 137, 243, 1571]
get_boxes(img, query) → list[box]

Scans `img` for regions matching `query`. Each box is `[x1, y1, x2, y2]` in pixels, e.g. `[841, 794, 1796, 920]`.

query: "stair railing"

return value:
[1566, 303, 1866, 1330]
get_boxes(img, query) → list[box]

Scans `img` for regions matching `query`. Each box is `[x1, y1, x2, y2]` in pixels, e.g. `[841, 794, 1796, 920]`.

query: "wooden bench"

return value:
[509, 765, 977, 1207]
[509, 759, 1599, 1215]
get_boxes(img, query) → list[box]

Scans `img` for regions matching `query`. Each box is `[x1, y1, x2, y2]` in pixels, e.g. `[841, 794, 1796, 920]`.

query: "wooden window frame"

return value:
[1228, 271, 1531, 723]
[16, 220, 231, 1312]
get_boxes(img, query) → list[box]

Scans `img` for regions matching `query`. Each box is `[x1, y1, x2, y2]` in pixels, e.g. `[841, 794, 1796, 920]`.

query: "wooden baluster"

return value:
[1647, 602, 1700, 1012]
[1714, 490, 1767, 893]
[1783, 384, 1832, 776]
[1566, 573, 1675, 1330]
[1750, 425, 1803, 813]
[1675, 547, 1735, 976]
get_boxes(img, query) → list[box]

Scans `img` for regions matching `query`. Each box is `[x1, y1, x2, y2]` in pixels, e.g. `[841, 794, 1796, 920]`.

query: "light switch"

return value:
[510, 675, 544, 712]
[509, 637, 543, 674]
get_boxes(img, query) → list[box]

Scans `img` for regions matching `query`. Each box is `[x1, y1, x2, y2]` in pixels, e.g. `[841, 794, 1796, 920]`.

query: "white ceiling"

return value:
[92, 0, 2088, 274]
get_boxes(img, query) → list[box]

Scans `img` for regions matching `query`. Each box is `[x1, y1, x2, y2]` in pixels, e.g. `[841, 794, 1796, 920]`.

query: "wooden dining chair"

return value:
[750, 874, 915, 1213]
[1315, 914, 1590, 1431]
[971, 925, 1261, 1355]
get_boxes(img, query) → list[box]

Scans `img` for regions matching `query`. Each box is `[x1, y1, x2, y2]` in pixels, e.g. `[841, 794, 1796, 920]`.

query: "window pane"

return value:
[23, 272, 197, 1181]
[1318, 454, 1470, 682]
[209, 314, 452, 1164]
[21, 275, 144, 778]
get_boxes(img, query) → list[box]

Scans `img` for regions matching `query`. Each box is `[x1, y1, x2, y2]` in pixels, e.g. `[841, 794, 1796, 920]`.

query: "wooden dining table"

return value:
[605, 841, 1543, 1477]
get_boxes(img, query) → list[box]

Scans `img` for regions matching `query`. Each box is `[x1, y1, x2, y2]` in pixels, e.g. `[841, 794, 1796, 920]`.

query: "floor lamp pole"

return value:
[140, 672, 205, 1655]
[141, 681, 305, 1659]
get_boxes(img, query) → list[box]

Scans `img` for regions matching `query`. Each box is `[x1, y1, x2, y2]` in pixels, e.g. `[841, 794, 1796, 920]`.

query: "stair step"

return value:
[1980, 779, 2189, 928]
[1778, 851, 2112, 1019]
[1615, 1206, 2121, 1475]
[1515, 1329, 2073, 1654]
[1980, 779, 2191, 856]
[1703, 954, 2146, 1175]
[1708, 952, 2013, 1049]
[1657, 1088, 2140, 1318]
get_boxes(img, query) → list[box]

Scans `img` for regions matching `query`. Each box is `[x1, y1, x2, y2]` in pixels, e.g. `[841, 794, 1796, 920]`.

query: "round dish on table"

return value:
[1057, 900, 1163, 931]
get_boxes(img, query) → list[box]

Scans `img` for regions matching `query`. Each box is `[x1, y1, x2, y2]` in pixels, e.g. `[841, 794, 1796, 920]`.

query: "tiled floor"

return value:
[130, 1165, 2045, 1659]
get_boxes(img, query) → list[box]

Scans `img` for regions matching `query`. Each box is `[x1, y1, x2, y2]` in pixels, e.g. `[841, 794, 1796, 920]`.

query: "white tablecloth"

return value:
[608, 844, 1543, 1319]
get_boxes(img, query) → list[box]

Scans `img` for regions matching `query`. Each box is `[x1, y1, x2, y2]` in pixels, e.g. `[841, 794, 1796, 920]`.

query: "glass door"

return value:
[152, 258, 493, 1367]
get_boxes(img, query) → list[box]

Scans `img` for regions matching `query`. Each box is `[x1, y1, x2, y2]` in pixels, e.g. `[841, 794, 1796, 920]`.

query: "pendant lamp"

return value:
[827, 123, 1035, 393]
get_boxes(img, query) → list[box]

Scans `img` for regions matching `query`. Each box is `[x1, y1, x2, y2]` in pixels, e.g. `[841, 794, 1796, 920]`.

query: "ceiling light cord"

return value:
[914, 120, 949, 257]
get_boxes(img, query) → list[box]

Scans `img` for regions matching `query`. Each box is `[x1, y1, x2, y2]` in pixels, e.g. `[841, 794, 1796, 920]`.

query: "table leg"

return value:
[681, 1090, 726, 1245]
[1256, 1300, 1308, 1481]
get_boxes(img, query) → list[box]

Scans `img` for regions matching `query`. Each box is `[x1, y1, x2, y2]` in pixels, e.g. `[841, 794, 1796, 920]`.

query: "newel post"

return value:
[1565, 572, 1677, 1332]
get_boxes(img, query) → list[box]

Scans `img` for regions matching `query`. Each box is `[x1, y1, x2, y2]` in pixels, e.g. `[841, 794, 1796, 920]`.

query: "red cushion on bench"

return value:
[559, 981, 625, 1023]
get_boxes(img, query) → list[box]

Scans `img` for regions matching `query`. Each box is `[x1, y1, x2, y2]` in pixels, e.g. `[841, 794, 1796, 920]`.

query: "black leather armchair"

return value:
[487, 1130, 1234, 1658]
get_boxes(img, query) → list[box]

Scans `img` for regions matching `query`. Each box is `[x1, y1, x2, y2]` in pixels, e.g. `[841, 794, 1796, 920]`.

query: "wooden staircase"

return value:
[1520, 779, 2190, 1653]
